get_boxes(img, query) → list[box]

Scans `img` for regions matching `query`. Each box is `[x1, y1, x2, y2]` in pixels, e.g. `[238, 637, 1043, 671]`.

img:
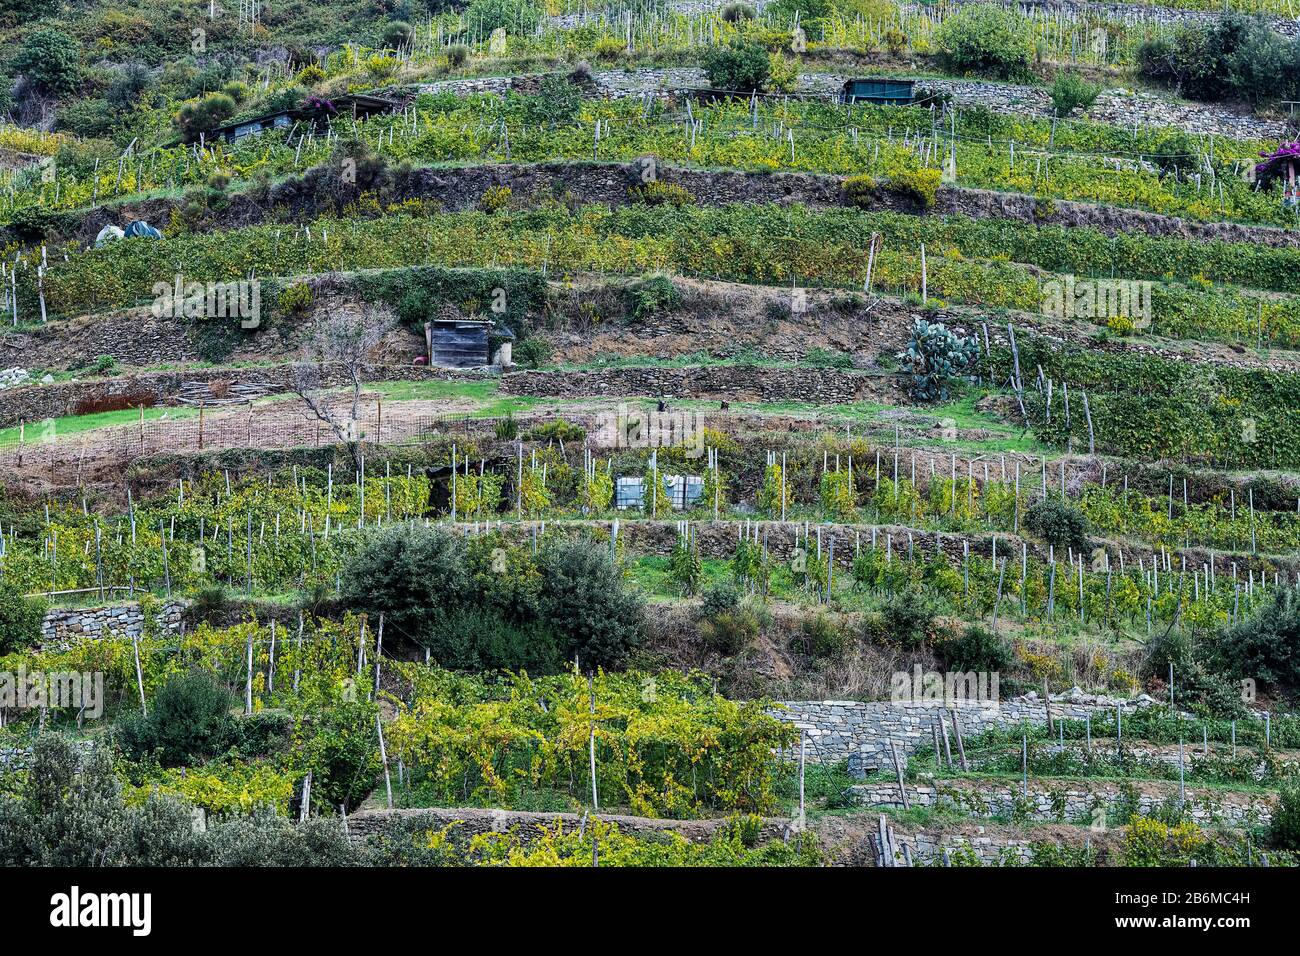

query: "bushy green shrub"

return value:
[1271, 781, 1300, 851]
[1049, 71, 1100, 117]
[537, 538, 644, 668]
[342, 526, 642, 671]
[720, 1, 756, 21]
[935, 4, 1034, 80]
[937, 624, 1012, 674]
[878, 587, 940, 648]
[797, 612, 845, 659]
[0, 582, 45, 654]
[522, 74, 583, 126]
[1023, 497, 1090, 551]
[175, 92, 237, 137]
[14, 29, 81, 95]
[702, 39, 771, 93]
[341, 524, 471, 650]
[119, 671, 236, 766]
[1216, 590, 1300, 696]
[1137, 13, 1300, 106]
[514, 337, 553, 368]
[626, 275, 682, 319]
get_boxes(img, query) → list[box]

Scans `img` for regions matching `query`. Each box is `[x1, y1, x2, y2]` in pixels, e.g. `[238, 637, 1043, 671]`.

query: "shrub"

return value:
[525, 418, 585, 443]
[186, 584, 233, 625]
[523, 75, 583, 126]
[702, 39, 771, 93]
[479, 184, 512, 213]
[0, 582, 45, 654]
[277, 281, 313, 318]
[446, 44, 470, 68]
[341, 523, 471, 650]
[537, 538, 644, 668]
[514, 336, 552, 368]
[1049, 71, 1100, 117]
[882, 153, 941, 208]
[1023, 497, 1090, 551]
[842, 173, 877, 207]
[626, 275, 682, 319]
[720, 1, 756, 22]
[937, 625, 1012, 674]
[15, 29, 80, 96]
[700, 581, 741, 619]
[935, 4, 1034, 80]
[119, 671, 235, 766]
[381, 20, 414, 49]
[702, 606, 759, 658]
[878, 587, 939, 648]
[1271, 781, 1300, 850]
[628, 180, 694, 206]
[798, 612, 845, 659]
[222, 81, 250, 104]
[296, 64, 326, 85]
[175, 92, 237, 138]
[593, 36, 624, 61]
[1137, 14, 1300, 106]
[1216, 589, 1300, 696]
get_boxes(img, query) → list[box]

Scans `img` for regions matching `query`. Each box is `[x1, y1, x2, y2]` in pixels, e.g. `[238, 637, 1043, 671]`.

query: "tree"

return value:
[1216, 589, 1300, 695]
[290, 305, 395, 469]
[702, 39, 771, 93]
[174, 92, 237, 138]
[1023, 498, 1090, 551]
[341, 523, 471, 648]
[537, 538, 644, 668]
[13, 29, 81, 96]
[935, 4, 1034, 80]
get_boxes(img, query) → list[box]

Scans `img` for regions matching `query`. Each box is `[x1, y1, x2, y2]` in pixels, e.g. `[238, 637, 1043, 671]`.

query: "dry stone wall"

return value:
[344, 806, 791, 844]
[853, 778, 1275, 827]
[417, 68, 1288, 140]
[775, 690, 1155, 770]
[40, 600, 186, 646]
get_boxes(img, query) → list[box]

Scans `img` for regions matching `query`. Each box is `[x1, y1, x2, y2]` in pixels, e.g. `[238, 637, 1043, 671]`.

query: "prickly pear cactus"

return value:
[899, 317, 979, 402]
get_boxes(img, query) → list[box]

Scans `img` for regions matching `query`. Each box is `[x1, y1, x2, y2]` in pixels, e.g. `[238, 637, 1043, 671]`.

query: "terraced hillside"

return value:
[1, 0, 1299, 888]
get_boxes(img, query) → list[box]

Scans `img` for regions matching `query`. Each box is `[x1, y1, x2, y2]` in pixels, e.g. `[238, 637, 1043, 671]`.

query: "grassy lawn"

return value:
[0, 405, 200, 449]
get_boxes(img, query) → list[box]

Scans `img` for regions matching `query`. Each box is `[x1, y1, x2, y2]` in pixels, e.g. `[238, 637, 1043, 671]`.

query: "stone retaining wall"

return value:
[344, 806, 791, 844]
[40, 600, 187, 646]
[775, 691, 1153, 769]
[499, 364, 901, 405]
[417, 67, 1288, 141]
[853, 778, 1274, 827]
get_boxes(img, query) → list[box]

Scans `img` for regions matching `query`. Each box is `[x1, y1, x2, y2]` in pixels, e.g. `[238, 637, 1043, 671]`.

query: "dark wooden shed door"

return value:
[430, 322, 489, 368]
